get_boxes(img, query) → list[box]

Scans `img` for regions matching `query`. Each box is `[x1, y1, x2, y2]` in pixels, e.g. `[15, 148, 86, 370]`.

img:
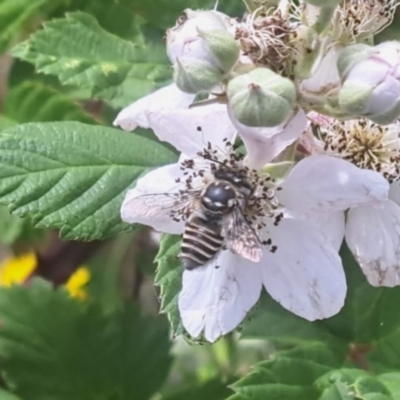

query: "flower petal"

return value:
[113, 84, 195, 131]
[278, 155, 389, 214]
[178, 251, 262, 342]
[120, 163, 185, 234]
[389, 181, 400, 205]
[301, 44, 341, 95]
[228, 107, 307, 168]
[146, 103, 237, 157]
[345, 200, 400, 287]
[306, 211, 345, 251]
[262, 218, 346, 320]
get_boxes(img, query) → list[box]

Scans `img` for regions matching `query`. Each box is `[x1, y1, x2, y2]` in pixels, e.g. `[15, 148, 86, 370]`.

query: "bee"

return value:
[127, 166, 263, 269]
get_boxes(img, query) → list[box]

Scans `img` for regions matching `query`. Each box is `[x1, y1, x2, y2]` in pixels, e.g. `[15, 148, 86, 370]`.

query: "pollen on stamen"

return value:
[330, 0, 398, 43]
[319, 118, 400, 183]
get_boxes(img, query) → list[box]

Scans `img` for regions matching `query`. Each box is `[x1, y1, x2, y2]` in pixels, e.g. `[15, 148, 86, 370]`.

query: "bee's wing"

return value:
[224, 208, 263, 262]
[124, 190, 201, 220]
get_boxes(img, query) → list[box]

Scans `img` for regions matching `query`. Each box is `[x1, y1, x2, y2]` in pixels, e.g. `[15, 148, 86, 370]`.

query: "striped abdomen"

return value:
[180, 215, 223, 270]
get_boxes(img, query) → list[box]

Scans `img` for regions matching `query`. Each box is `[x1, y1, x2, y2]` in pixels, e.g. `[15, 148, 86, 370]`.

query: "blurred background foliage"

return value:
[0, 0, 400, 399]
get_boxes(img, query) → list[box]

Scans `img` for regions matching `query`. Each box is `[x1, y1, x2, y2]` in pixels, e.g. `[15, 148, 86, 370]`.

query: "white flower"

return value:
[313, 115, 400, 287]
[120, 104, 388, 342]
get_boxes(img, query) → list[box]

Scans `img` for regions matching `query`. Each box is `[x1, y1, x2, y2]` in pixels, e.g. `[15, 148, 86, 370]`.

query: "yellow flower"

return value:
[65, 267, 91, 300]
[0, 253, 37, 287]
[0, 251, 90, 300]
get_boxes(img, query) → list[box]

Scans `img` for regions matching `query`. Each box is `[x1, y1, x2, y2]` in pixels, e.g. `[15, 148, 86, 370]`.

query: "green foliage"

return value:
[127, 0, 244, 30]
[3, 81, 97, 124]
[0, 205, 26, 244]
[0, 122, 177, 240]
[12, 12, 171, 108]
[0, 0, 52, 54]
[163, 378, 233, 400]
[155, 234, 184, 335]
[226, 247, 400, 399]
[0, 279, 172, 400]
[228, 343, 344, 400]
[227, 344, 400, 400]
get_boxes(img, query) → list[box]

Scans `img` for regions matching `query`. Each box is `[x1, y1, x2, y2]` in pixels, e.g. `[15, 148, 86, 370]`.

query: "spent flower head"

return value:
[330, 0, 398, 44]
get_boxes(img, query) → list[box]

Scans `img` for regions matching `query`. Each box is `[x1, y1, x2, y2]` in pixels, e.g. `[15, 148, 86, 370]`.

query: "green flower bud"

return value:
[197, 28, 240, 73]
[173, 58, 223, 94]
[338, 84, 373, 115]
[227, 68, 296, 127]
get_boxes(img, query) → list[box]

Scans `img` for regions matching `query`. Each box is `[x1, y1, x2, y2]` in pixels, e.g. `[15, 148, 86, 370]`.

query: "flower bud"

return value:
[227, 68, 296, 127]
[197, 28, 240, 73]
[338, 41, 400, 124]
[167, 9, 238, 72]
[173, 58, 223, 93]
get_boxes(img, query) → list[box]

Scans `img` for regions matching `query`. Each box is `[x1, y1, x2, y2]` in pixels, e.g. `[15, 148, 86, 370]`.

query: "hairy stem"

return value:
[312, 6, 335, 34]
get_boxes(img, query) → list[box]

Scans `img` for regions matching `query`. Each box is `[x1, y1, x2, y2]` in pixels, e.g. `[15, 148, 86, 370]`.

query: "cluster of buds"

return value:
[166, 0, 399, 127]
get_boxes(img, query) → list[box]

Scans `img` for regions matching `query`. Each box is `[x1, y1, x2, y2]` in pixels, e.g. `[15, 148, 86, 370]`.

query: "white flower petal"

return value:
[113, 85, 195, 131]
[301, 45, 341, 95]
[306, 211, 345, 251]
[345, 57, 390, 88]
[146, 103, 237, 157]
[389, 181, 400, 205]
[367, 75, 400, 116]
[228, 107, 307, 168]
[345, 200, 400, 287]
[262, 218, 346, 320]
[178, 251, 262, 342]
[120, 163, 185, 234]
[278, 155, 389, 214]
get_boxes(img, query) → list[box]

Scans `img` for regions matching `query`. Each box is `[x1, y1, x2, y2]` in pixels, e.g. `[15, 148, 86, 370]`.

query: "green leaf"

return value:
[228, 343, 345, 400]
[155, 234, 184, 335]
[12, 12, 171, 108]
[3, 81, 97, 124]
[52, 0, 146, 41]
[0, 122, 177, 240]
[242, 292, 337, 345]
[162, 378, 232, 400]
[317, 369, 393, 399]
[0, 388, 21, 400]
[128, 0, 245, 30]
[0, 116, 16, 132]
[379, 373, 400, 399]
[0, 0, 48, 54]
[0, 205, 26, 244]
[0, 279, 172, 400]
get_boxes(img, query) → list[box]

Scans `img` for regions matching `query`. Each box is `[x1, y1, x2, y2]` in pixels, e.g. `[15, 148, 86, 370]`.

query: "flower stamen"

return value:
[234, 8, 298, 75]
[318, 119, 400, 183]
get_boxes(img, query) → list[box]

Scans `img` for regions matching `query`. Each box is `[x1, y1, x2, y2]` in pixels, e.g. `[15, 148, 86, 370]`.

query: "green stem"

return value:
[242, 0, 258, 12]
[312, 6, 335, 34]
